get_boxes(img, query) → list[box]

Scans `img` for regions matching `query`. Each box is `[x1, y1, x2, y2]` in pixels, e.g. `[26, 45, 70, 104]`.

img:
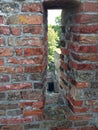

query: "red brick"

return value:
[15, 48, 22, 56]
[85, 100, 98, 106]
[79, 2, 98, 12]
[17, 66, 23, 73]
[0, 26, 10, 35]
[0, 82, 32, 91]
[1, 125, 22, 130]
[74, 14, 98, 24]
[0, 16, 3, 24]
[0, 37, 5, 46]
[0, 59, 4, 66]
[24, 48, 44, 56]
[7, 15, 43, 25]
[93, 108, 98, 112]
[61, 60, 70, 70]
[8, 56, 43, 65]
[68, 101, 89, 113]
[73, 106, 89, 114]
[0, 66, 15, 74]
[71, 79, 89, 88]
[69, 43, 97, 53]
[68, 114, 92, 121]
[0, 48, 13, 57]
[67, 94, 83, 107]
[11, 26, 21, 36]
[19, 101, 43, 109]
[71, 25, 98, 33]
[1, 117, 33, 124]
[15, 37, 44, 47]
[24, 65, 44, 73]
[23, 109, 43, 116]
[81, 126, 98, 130]
[23, 25, 43, 34]
[70, 60, 94, 70]
[72, 34, 98, 44]
[0, 75, 10, 82]
[61, 48, 69, 55]
[68, 93, 83, 107]
[22, 3, 43, 12]
[71, 53, 98, 62]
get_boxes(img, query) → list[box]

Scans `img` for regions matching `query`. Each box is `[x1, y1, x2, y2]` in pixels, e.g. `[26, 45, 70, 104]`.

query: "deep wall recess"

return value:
[0, 0, 98, 129]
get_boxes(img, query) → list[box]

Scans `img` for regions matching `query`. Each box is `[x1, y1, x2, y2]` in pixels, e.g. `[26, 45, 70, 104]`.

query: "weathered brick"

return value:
[0, 82, 32, 91]
[0, 48, 13, 57]
[68, 114, 92, 121]
[71, 25, 98, 33]
[74, 14, 98, 24]
[71, 79, 89, 88]
[1, 126, 22, 130]
[34, 82, 43, 89]
[0, 66, 15, 74]
[23, 109, 43, 116]
[70, 61, 94, 70]
[0, 59, 4, 66]
[71, 53, 98, 62]
[7, 91, 21, 101]
[69, 43, 97, 53]
[15, 48, 22, 56]
[0, 75, 10, 82]
[0, 93, 6, 100]
[6, 104, 19, 109]
[0, 26, 10, 35]
[0, 3, 19, 13]
[74, 121, 89, 127]
[79, 2, 98, 12]
[0, 37, 5, 46]
[19, 101, 43, 109]
[7, 110, 22, 116]
[22, 3, 43, 12]
[21, 91, 43, 100]
[8, 56, 43, 65]
[24, 124, 40, 129]
[11, 26, 21, 36]
[11, 74, 26, 82]
[7, 15, 43, 25]
[81, 126, 98, 130]
[24, 48, 44, 56]
[14, 37, 44, 47]
[61, 48, 69, 55]
[68, 100, 89, 113]
[24, 65, 44, 73]
[61, 60, 70, 70]
[0, 16, 3, 24]
[72, 34, 98, 44]
[30, 73, 42, 81]
[67, 93, 83, 107]
[23, 25, 43, 34]
[17, 66, 23, 73]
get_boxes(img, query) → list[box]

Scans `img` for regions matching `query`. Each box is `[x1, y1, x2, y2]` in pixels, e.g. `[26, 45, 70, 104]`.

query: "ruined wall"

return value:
[0, 0, 47, 129]
[60, 0, 98, 129]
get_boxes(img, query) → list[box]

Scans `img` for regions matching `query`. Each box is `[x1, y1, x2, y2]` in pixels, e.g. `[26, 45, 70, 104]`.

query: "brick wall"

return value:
[60, 0, 98, 129]
[0, 0, 47, 129]
[0, 0, 98, 129]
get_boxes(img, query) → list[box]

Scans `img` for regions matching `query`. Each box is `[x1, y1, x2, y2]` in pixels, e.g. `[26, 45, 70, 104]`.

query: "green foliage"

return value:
[55, 15, 61, 25]
[48, 25, 59, 63]
[48, 15, 61, 71]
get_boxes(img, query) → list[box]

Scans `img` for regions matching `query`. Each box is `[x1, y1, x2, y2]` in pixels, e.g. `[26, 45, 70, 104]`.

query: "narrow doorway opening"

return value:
[47, 9, 62, 93]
